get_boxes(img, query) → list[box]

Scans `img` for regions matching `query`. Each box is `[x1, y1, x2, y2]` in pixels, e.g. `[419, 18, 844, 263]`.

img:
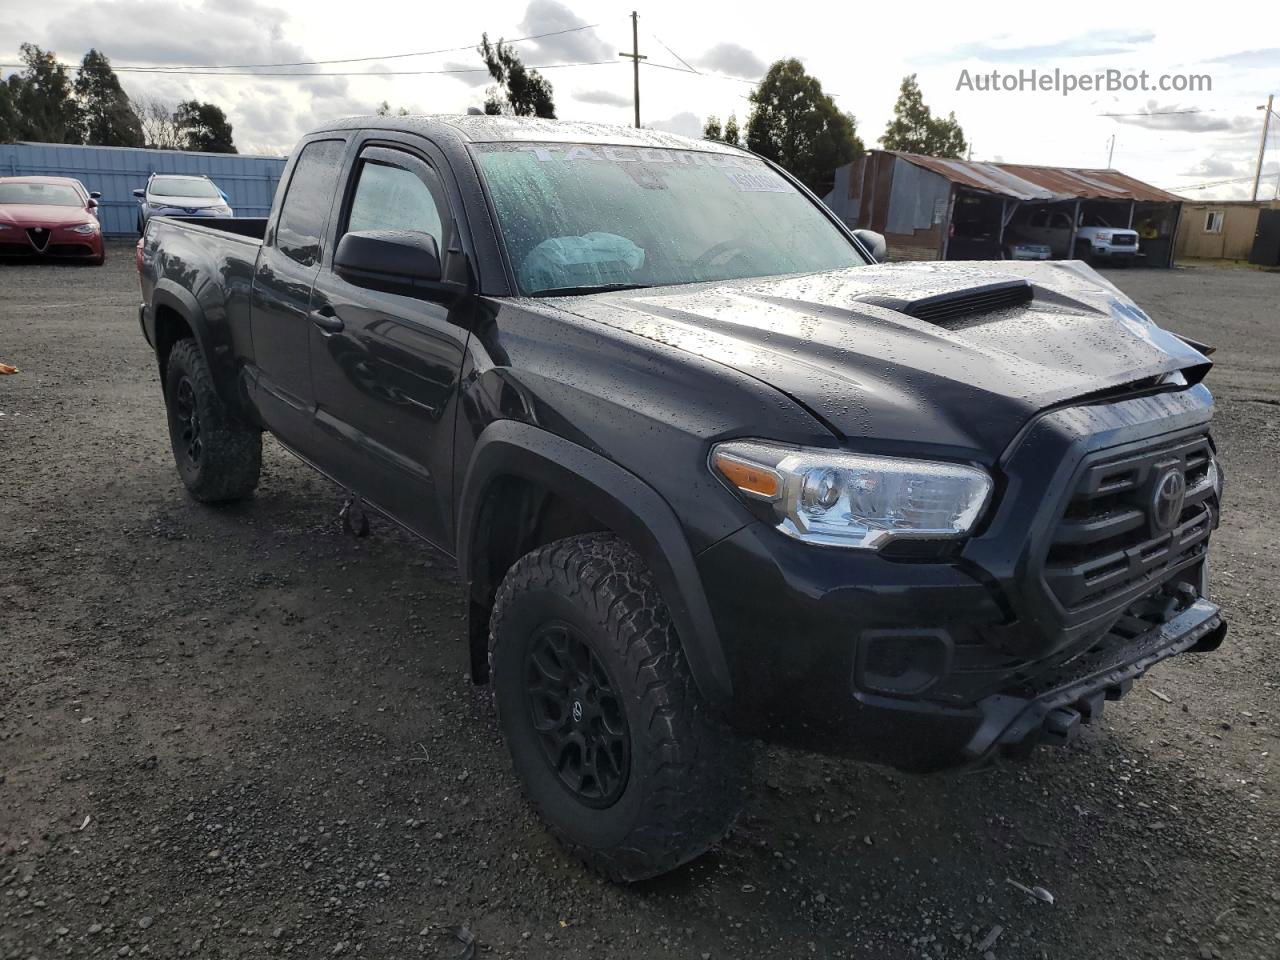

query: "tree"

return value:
[0, 79, 20, 142]
[723, 113, 741, 148]
[10, 43, 82, 143]
[478, 34, 555, 119]
[703, 112, 743, 148]
[75, 49, 143, 146]
[131, 97, 184, 149]
[879, 74, 967, 159]
[375, 100, 410, 117]
[175, 100, 236, 153]
[745, 59, 862, 196]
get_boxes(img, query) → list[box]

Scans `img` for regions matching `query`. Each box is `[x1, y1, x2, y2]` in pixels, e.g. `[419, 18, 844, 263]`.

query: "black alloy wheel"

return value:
[525, 620, 630, 807]
[173, 376, 203, 467]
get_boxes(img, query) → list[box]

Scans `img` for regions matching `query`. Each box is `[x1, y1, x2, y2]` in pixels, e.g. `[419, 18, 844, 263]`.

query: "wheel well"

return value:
[466, 476, 609, 683]
[153, 305, 194, 381]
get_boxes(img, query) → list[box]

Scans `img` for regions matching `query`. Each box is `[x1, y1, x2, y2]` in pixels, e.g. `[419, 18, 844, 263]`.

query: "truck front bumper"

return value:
[957, 597, 1223, 759]
[692, 387, 1223, 770]
[696, 521, 1224, 770]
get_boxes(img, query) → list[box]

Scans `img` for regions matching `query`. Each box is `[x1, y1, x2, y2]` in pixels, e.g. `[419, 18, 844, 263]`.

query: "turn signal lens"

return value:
[711, 450, 781, 501]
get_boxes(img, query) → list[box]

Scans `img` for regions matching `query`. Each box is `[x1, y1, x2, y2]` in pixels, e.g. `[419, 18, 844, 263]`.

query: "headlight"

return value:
[1095, 233, 1110, 244]
[711, 440, 993, 550]
[70, 222, 100, 235]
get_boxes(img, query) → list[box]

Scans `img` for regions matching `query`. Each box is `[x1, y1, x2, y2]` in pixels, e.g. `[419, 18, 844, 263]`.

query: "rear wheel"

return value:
[490, 533, 750, 882]
[163, 338, 261, 503]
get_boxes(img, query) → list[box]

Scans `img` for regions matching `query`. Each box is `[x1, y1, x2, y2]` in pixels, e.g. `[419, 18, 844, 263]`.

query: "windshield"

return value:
[149, 177, 222, 199]
[474, 142, 865, 295]
[0, 182, 83, 206]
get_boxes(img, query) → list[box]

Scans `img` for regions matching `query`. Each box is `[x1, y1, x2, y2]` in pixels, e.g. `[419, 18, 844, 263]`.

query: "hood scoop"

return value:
[857, 278, 1033, 327]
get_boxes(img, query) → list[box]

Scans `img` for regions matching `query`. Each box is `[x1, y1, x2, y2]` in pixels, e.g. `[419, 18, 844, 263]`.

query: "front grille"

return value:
[1110, 234, 1137, 247]
[25, 227, 51, 251]
[1044, 431, 1216, 614]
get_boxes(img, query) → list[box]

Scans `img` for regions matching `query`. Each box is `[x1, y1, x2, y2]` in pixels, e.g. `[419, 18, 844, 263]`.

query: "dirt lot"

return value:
[2, 244, 1278, 960]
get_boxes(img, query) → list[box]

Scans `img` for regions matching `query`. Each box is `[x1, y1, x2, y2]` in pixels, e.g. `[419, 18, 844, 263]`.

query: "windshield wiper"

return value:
[529, 282, 651, 298]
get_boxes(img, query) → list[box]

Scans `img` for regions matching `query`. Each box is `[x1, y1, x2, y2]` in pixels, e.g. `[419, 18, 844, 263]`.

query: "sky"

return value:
[2, 0, 1278, 199]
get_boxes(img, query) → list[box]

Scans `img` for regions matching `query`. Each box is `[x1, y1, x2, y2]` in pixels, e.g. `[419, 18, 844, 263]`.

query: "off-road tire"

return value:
[490, 533, 750, 882]
[163, 338, 261, 503]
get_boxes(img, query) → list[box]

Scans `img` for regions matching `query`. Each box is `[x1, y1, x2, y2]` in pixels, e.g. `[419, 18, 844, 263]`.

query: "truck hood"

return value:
[549, 259, 1211, 459]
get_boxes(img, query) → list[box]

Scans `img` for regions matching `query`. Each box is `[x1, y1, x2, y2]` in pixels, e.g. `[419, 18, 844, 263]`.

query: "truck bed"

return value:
[158, 216, 268, 242]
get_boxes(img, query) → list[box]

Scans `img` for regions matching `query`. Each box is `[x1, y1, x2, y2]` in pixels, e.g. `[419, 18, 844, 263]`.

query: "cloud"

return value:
[1181, 156, 1246, 178]
[922, 28, 1155, 64]
[1209, 48, 1280, 68]
[32, 0, 395, 154]
[1107, 101, 1254, 133]
[649, 111, 702, 139]
[44, 0, 308, 68]
[443, 59, 492, 88]
[517, 0, 611, 62]
[574, 88, 631, 108]
[696, 42, 765, 79]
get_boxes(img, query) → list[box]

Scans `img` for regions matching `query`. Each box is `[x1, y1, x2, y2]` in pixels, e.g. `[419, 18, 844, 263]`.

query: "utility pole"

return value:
[1107, 134, 1116, 168]
[1252, 94, 1274, 202]
[619, 11, 646, 128]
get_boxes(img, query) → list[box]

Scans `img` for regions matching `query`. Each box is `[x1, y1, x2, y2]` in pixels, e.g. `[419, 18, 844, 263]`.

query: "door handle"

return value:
[309, 307, 344, 334]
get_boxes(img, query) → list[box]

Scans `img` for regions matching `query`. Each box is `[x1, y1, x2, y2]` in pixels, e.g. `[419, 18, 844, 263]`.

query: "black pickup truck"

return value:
[137, 115, 1226, 882]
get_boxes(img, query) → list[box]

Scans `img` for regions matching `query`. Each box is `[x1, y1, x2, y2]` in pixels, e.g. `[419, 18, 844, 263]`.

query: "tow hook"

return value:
[339, 494, 370, 538]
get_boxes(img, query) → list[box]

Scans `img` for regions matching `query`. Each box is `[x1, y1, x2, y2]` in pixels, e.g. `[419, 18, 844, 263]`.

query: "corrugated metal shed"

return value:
[890, 151, 1181, 203]
[0, 142, 287, 236]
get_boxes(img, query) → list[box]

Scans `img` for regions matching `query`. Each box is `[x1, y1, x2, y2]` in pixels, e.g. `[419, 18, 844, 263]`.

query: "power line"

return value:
[1, 23, 609, 76]
[1162, 174, 1256, 191]
[0, 59, 619, 78]
[648, 31, 699, 74]
[0, 23, 605, 74]
[1098, 108, 1212, 117]
[641, 59, 758, 86]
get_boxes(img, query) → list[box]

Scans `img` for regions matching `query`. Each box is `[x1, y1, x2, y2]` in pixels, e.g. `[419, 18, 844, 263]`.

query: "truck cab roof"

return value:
[314, 114, 746, 153]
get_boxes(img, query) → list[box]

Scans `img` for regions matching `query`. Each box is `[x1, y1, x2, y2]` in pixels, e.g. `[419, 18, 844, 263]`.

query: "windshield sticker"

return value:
[721, 168, 791, 193]
[514, 144, 755, 169]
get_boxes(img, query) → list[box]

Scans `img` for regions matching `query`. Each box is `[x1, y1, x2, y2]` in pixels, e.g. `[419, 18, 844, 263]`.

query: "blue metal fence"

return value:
[0, 142, 287, 236]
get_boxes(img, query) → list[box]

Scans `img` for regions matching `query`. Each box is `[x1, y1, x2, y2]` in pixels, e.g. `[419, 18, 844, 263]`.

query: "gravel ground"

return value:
[2, 245, 1278, 960]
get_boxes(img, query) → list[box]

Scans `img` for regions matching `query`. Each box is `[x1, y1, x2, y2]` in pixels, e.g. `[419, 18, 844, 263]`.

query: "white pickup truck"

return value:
[1011, 207, 1141, 263]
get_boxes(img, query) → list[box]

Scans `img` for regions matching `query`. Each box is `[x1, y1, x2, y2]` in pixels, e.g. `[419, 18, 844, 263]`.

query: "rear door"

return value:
[306, 137, 472, 549]
[249, 136, 347, 453]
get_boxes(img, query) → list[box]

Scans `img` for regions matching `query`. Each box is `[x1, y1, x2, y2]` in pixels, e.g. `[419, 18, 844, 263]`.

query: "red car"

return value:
[0, 176, 105, 265]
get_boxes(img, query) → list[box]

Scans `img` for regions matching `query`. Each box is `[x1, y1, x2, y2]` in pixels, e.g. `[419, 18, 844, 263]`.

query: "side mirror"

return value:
[132, 188, 145, 199]
[333, 229, 444, 296]
[853, 229, 888, 264]
[87, 198, 98, 210]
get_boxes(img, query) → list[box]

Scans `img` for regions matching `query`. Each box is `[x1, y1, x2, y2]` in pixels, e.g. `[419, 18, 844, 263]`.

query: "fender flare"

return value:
[457, 419, 733, 708]
[150, 280, 245, 417]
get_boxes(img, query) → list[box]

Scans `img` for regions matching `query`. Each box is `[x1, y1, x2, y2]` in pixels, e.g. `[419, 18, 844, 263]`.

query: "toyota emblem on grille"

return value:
[1151, 468, 1186, 532]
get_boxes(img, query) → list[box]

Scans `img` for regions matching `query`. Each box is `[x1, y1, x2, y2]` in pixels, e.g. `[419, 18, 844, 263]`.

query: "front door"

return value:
[250, 137, 346, 452]
[307, 142, 471, 549]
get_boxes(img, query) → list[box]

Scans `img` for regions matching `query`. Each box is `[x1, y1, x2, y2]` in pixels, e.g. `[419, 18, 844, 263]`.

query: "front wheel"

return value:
[163, 338, 261, 503]
[490, 533, 750, 882]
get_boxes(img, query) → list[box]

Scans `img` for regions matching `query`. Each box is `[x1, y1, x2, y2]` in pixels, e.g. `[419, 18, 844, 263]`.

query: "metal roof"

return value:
[888, 151, 1182, 203]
